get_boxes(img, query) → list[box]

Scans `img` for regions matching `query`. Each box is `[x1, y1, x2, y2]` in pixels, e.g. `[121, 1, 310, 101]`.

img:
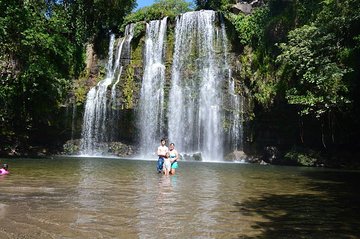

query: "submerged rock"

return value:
[108, 142, 137, 157]
[182, 152, 202, 161]
[262, 146, 280, 164]
[224, 150, 263, 164]
[224, 150, 247, 161]
[62, 139, 81, 155]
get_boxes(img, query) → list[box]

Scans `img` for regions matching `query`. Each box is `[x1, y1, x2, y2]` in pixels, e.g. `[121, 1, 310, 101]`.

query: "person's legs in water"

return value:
[157, 157, 164, 173]
[164, 160, 171, 176]
[170, 161, 178, 175]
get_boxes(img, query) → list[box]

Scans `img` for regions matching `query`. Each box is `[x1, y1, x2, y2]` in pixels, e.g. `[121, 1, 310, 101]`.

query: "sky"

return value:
[136, 0, 194, 10]
[136, 0, 155, 9]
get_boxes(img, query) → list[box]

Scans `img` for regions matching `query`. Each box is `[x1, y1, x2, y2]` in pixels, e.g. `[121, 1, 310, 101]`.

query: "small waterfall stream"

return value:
[139, 18, 168, 157]
[220, 15, 243, 152]
[80, 25, 134, 155]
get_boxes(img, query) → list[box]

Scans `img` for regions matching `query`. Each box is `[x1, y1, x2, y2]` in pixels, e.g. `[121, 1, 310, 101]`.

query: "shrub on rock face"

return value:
[284, 149, 322, 167]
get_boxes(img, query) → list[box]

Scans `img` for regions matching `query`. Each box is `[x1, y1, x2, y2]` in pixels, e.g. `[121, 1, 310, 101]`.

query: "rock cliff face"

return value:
[65, 10, 308, 163]
[230, 0, 264, 15]
[66, 11, 249, 160]
[60, 9, 345, 167]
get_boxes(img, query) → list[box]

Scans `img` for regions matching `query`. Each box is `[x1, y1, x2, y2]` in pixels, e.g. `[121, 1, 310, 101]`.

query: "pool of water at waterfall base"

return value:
[0, 157, 359, 238]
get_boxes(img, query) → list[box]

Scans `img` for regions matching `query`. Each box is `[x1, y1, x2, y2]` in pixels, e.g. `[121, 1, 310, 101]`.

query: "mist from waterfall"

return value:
[80, 25, 135, 155]
[139, 18, 168, 157]
[168, 11, 229, 161]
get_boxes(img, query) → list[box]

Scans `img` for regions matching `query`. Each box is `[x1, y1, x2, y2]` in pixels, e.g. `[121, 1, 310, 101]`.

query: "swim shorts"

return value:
[171, 161, 178, 169]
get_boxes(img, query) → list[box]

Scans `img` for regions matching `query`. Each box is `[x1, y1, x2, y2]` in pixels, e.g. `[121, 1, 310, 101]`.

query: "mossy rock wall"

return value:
[65, 15, 250, 153]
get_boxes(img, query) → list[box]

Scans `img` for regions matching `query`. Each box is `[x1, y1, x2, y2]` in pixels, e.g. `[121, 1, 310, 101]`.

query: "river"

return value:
[0, 157, 359, 238]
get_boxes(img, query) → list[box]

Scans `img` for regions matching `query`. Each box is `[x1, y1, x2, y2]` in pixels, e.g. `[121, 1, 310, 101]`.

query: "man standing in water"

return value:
[157, 138, 168, 173]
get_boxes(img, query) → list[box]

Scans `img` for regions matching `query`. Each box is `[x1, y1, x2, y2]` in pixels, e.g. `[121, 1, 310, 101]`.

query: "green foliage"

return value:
[73, 73, 90, 105]
[226, 0, 359, 122]
[0, 1, 74, 128]
[239, 46, 277, 108]
[227, 7, 270, 46]
[226, 6, 284, 109]
[223, 0, 360, 154]
[284, 149, 321, 167]
[0, 0, 135, 145]
[122, 0, 192, 28]
[195, 0, 234, 11]
[132, 23, 146, 40]
[277, 16, 353, 118]
[123, 67, 136, 109]
[253, 76, 277, 107]
[63, 0, 136, 37]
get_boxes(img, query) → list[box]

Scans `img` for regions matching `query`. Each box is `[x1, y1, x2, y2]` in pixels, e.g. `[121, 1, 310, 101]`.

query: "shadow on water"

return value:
[234, 169, 360, 239]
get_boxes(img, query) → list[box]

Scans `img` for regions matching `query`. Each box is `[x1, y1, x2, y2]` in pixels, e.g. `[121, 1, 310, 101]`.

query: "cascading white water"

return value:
[111, 24, 135, 106]
[220, 15, 243, 151]
[80, 35, 115, 155]
[228, 77, 243, 150]
[110, 25, 135, 140]
[168, 11, 228, 161]
[79, 11, 243, 159]
[80, 26, 134, 155]
[139, 18, 168, 156]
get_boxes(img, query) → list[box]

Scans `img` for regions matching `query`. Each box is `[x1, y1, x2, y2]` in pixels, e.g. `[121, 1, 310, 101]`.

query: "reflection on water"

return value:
[0, 157, 359, 238]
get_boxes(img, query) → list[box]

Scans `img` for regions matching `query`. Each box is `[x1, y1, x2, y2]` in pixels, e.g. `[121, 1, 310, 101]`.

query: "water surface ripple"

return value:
[0, 157, 359, 238]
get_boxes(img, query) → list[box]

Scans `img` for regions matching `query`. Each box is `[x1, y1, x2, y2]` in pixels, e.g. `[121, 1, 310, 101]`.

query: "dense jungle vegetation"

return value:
[0, 0, 359, 167]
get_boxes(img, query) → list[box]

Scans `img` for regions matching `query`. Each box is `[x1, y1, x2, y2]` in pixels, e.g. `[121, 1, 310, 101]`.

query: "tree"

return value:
[277, 24, 350, 118]
[276, 0, 360, 146]
[194, 0, 233, 11]
[123, 0, 192, 26]
[0, 0, 136, 151]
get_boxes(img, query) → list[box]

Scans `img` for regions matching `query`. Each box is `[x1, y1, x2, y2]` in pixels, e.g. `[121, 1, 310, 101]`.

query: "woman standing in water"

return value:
[169, 143, 179, 175]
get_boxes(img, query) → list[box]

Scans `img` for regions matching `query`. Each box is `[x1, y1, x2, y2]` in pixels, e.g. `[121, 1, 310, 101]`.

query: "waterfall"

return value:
[228, 77, 243, 151]
[111, 24, 135, 105]
[80, 25, 134, 155]
[168, 11, 229, 161]
[139, 17, 168, 157]
[79, 11, 243, 159]
[110, 25, 135, 140]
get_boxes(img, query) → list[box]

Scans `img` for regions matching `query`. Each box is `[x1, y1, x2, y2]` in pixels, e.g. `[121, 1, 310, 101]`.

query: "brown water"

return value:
[0, 157, 359, 238]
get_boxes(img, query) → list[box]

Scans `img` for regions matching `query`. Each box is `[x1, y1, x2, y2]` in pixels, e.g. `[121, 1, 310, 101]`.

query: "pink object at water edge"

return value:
[0, 169, 9, 175]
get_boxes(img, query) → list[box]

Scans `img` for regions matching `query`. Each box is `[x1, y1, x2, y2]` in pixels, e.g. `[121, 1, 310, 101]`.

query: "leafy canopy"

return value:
[276, 0, 360, 118]
[0, 0, 135, 136]
[123, 0, 192, 27]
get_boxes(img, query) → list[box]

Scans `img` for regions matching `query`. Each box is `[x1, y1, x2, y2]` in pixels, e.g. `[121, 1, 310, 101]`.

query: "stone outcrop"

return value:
[62, 139, 138, 157]
[231, 0, 264, 15]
